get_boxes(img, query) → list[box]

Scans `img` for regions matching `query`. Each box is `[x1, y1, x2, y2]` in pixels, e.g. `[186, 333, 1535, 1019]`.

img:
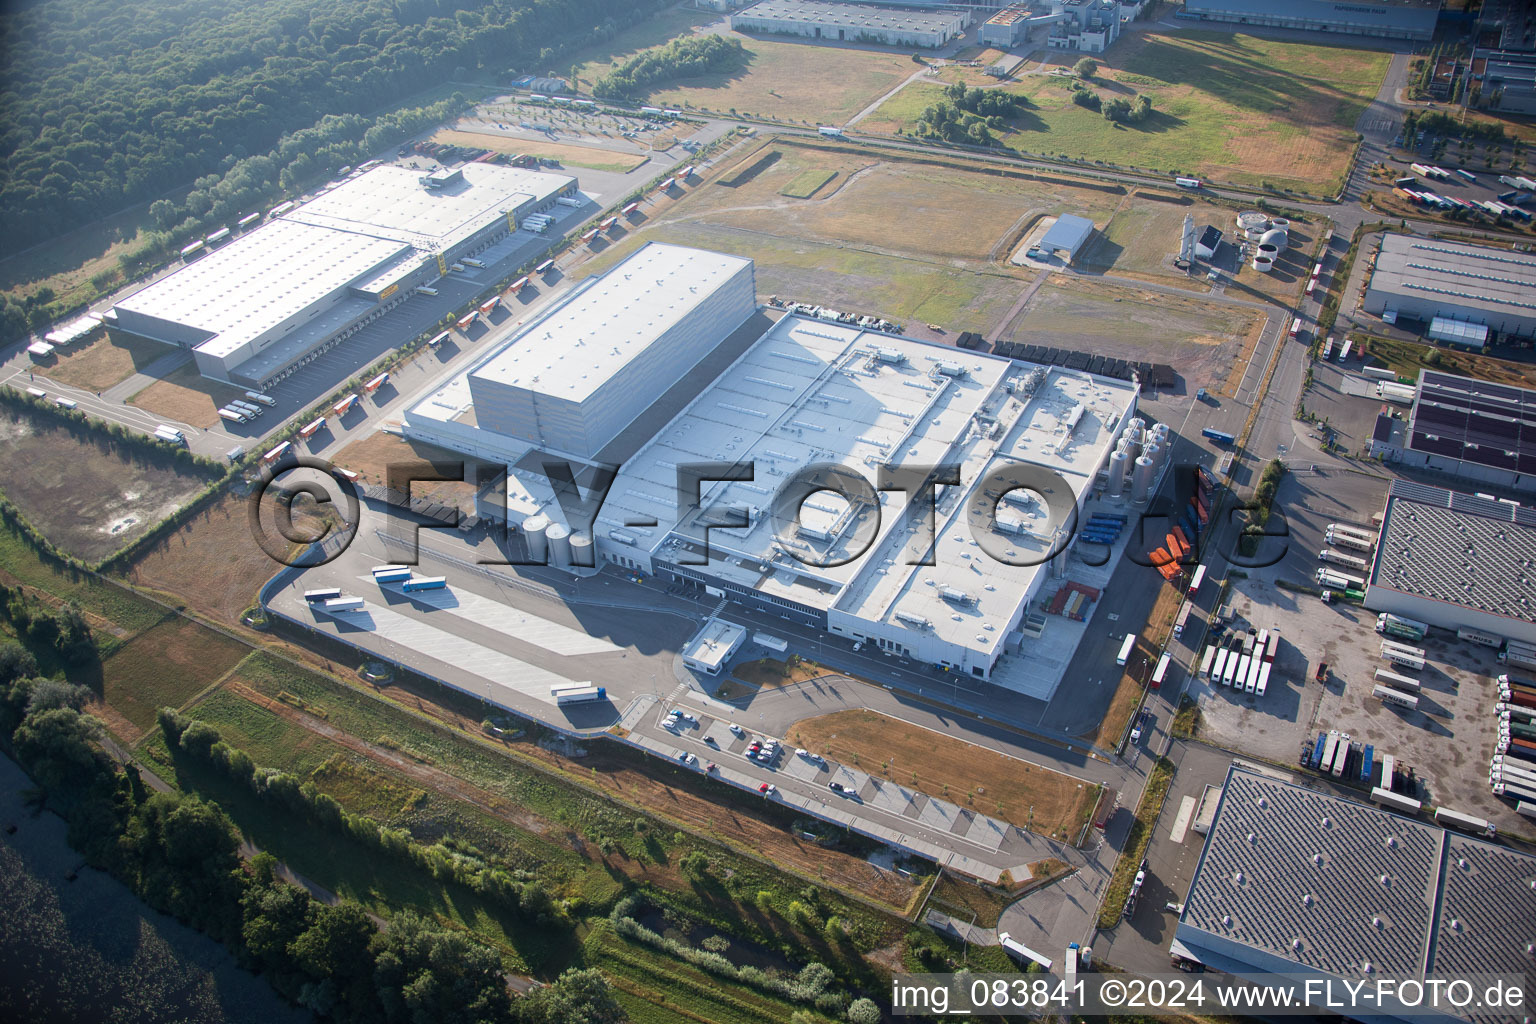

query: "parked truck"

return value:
[1317, 567, 1365, 590]
[1325, 529, 1375, 553]
[555, 686, 608, 706]
[1376, 613, 1429, 642]
[401, 576, 446, 592]
[1318, 548, 1369, 571]
[1500, 640, 1536, 671]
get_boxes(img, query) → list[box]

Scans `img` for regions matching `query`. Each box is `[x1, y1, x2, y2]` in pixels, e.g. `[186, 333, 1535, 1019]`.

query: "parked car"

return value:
[729, 723, 745, 737]
[829, 781, 849, 794]
[759, 783, 776, 796]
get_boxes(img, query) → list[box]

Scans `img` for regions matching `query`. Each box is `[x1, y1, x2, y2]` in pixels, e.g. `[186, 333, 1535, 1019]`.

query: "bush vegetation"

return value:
[593, 34, 744, 99]
[914, 81, 1029, 145]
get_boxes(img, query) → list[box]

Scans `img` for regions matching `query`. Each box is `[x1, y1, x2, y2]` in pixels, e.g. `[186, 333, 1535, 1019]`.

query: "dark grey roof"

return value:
[1182, 769, 1442, 979]
[1180, 767, 1536, 1023]
[1408, 369, 1536, 473]
[1373, 411, 1396, 444]
[1198, 225, 1222, 249]
[1371, 480, 1536, 622]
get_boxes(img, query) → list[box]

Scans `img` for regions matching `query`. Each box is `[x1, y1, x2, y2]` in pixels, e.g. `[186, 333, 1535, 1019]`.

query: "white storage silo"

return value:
[546, 523, 572, 566]
[1143, 442, 1163, 481]
[1132, 456, 1155, 504]
[1259, 227, 1287, 251]
[1107, 450, 1129, 496]
[1151, 422, 1170, 444]
[568, 532, 594, 568]
[1252, 255, 1274, 273]
[522, 514, 550, 563]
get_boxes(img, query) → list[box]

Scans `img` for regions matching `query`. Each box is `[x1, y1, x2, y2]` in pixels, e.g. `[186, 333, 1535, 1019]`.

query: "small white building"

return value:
[683, 619, 748, 675]
[1194, 225, 1222, 260]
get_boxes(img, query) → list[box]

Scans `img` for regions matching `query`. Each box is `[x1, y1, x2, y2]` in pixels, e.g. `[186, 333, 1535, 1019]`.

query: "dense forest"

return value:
[0, 0, 669, 259]
[592, 34, 743, 99]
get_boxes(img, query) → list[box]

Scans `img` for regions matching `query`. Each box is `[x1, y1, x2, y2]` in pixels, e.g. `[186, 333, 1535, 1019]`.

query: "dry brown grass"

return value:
[126, 360, 248, 428]
[96, 615, 248, 738]
[431, 128, 650, 172]
[787, 709, 1098, 839]
[332, 430, 477, 507]
[45, 333, 174, 392]
[124, 493, 337, 628]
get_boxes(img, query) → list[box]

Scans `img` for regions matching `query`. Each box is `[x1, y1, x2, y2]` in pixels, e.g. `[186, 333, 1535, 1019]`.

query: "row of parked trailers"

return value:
[1494, 672, 1536, 825]
[1198, 625, 1279, 696]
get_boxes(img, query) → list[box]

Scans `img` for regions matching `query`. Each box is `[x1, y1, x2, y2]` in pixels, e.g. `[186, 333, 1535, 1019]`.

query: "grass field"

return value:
[123, 493, 286, 628]
[786, 709, 1098, 839]
[97, 615, 246, 736]
[1006, 277, 1265, 391]
[0, 407, 213, 561]
[430, 128, 649, 173]
[42, 333, 175, 392]
[866, 31, 1390, 193]
[778, 168, 838, 198]
[573, 15, 917, 126]
[126, 358, 248, 429]
[581, 139, 1135, 331]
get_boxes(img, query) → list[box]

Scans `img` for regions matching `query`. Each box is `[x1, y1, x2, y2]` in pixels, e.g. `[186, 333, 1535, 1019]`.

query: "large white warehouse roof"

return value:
[112, 219, 409, 360]
[472, 243, 755, 403]
[286, 164, 571, 249]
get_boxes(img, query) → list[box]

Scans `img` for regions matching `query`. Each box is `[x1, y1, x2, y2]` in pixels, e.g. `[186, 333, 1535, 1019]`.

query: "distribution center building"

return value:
[730, 0, 972, 48]
[108, 163, 577, 386]
[1180, 0, 1442, 41]
[1362, 233, 1536, 342]
[406, 242, 1139, 690]
[1175, 765, 1536, 1024]
[1365, 480, 1536, 646]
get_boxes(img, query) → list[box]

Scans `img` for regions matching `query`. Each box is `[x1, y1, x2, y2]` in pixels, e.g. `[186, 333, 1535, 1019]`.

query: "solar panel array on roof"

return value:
[1179, 767, 1536, 1022]
[1408, 369, 1536, 473]
[1372, 479, 1536, 620]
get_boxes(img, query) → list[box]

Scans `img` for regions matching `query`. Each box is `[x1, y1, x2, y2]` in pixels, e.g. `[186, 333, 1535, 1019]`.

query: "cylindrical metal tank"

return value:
[1151, 422, 1170, 443]
[1258, 242, 1279, 258]
[546, 522, 571, 566]
[522, 514, 550, 563]
[1107, 450, 1129, 496]
[1270, 217, 1291, 231]
[568, 532, 594, 568]
[1144, 441, 1163, 478]
[1132, 456, 1155, 504]
[1117, 436, 1140, 461]
[1253, 255, 1274, 273]
[1236, 210, 1268, 239]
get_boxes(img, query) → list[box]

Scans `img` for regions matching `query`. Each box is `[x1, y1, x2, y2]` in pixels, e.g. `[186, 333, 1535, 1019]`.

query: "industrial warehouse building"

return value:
[1180, 0, 1441, 41]
[1362, 233, 1536, 343]
[406, 242, 1140, 691]
[1034, 214, 1097, 263]
[108, 164, 578, 386]
[1364, 480, 1536, 646]
[1369, 370, 1536, 493]
[1175, 766, 1536, 1024]
[730, 0, 972, 48]
[1475, 49, 1536, 115]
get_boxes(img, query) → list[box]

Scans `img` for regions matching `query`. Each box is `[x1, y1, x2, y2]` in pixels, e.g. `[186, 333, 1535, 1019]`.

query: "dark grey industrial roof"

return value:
[1198, 225, 1221, 249]
[1369, 234, 1536, 323]
[1181, 767, 1536, 1012]
[1372, 480, 1536, 622]
[1182, 768, 1442, 979]
[1409, 369, 1536, 473]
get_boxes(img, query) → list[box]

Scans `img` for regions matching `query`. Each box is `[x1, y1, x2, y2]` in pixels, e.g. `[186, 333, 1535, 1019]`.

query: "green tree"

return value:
[517, 967, 627, 1024]
[12, 706, 111, 795]
[371, 910, 512, 1024]
[848, 996, 882, 1024]
[1074, 57, 1098, 78]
